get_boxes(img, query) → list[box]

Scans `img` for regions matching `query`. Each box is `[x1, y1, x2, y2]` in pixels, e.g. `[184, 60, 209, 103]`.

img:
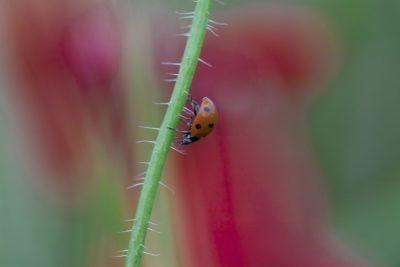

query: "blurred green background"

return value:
[308, 0, 400, 265]
[1, 0, 400, 266]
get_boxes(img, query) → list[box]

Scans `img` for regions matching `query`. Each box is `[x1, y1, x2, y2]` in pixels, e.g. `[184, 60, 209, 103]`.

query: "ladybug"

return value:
[178, 96, 218, 145]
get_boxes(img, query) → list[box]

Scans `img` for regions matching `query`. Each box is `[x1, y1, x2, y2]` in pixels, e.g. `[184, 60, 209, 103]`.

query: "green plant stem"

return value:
[124, 1, 211, 266]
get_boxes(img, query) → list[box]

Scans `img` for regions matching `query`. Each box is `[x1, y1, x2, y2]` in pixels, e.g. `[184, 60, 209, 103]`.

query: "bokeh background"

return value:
[1, 0, 399, 266]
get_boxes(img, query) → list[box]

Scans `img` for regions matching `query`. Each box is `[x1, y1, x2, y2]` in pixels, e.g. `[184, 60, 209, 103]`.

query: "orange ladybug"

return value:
[179, 96, 218, 145]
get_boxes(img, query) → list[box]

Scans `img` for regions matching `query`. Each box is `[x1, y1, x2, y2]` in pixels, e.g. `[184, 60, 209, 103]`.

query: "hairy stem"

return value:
[124, 1, 211, 266]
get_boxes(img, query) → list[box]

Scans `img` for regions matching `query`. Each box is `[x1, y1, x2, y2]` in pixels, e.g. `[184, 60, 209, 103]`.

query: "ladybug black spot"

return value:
[195, 123, 202, 129]
[203, 106, 211, 112]
[208, 123, 214, 128]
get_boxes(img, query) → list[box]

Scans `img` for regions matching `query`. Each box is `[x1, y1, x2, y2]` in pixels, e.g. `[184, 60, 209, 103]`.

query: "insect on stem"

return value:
[124, 1, 213, 266]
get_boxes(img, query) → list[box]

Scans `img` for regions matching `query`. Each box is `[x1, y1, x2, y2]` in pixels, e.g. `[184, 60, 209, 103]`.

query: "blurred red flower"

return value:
[60, 5, 121, 90]
[158, 5, 372, 267]
[4, 0, 132, 197]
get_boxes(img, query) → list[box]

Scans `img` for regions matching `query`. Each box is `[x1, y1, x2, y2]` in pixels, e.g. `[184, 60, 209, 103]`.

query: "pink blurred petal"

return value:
[60, 5, 121, 89]
[159, 5, 372, 267]
[4, 0, 132, 198]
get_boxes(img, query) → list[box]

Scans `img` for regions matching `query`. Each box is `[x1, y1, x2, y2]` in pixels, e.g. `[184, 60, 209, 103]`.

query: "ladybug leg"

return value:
[185, 117, 193, 130]
[179, 135, 200, 145]
[172, 133, 190, 145]
[178, 109, 193, 130]
[179, 136, 192, 145]
[188, 95, 200, 115]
